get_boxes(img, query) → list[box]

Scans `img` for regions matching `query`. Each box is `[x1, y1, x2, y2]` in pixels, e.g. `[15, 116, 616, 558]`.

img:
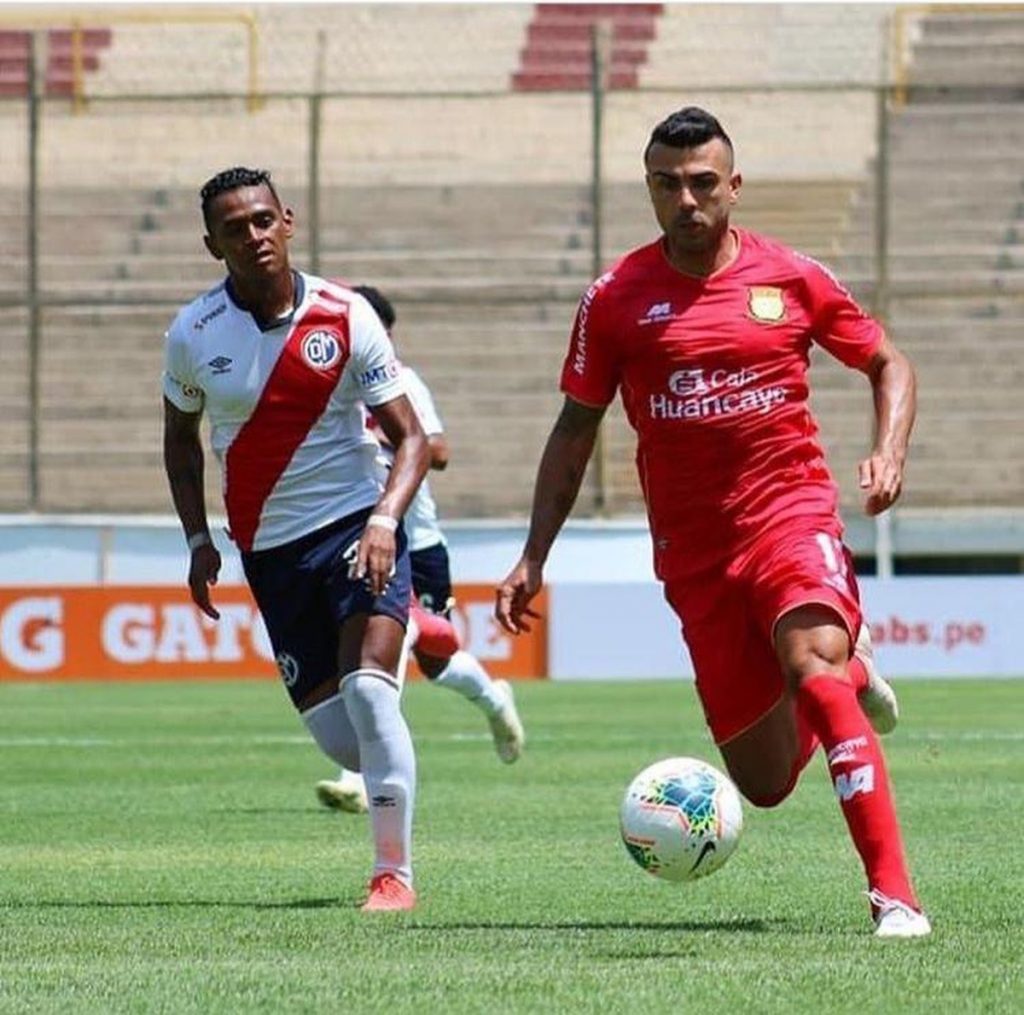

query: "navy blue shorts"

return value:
[411, 542, 454, 617]
[242, 506, 412, 708]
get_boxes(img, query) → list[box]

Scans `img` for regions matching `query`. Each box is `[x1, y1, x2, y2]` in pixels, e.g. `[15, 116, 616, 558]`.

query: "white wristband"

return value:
[187, 532, 212, 552]
[366, 514, 398, 533]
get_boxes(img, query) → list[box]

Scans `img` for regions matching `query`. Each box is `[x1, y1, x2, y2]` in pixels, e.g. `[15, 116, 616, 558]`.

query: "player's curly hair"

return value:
[354, 285, 397, 331]
[200, 166, 281, 230]
[644, 107, 734, 164]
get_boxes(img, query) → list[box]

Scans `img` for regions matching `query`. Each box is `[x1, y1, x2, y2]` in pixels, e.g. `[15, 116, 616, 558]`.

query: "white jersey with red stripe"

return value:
[163, 272, 405, 552]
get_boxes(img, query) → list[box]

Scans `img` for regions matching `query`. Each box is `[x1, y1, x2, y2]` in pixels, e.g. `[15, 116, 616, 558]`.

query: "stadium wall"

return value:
[1, 517, 1022, 682]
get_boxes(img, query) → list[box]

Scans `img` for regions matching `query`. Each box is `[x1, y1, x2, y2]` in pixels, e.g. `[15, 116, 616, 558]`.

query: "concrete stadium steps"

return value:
[512, 4, 663, 91]
[644, 4, 889, 88]
[86, 5, 532, 96]
[901, 9, 1024, 100]
[0, 27, 110, 98]
[822, 10, 1024, 509]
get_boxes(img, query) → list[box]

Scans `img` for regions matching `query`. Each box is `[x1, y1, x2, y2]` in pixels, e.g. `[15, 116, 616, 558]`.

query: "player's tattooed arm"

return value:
[859, 335, 917, 516]
[496, 397, 605, 634]
[163, 397, 221, 619]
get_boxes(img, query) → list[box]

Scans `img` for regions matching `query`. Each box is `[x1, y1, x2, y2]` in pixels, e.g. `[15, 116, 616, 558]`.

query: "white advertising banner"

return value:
[550, 583, 694, 681]
[859, 577, 1024, 678]
[550, 577, 1024, 680]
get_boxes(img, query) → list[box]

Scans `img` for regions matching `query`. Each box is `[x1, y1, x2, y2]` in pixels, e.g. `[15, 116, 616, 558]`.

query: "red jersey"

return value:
[560, 228, 884, 580]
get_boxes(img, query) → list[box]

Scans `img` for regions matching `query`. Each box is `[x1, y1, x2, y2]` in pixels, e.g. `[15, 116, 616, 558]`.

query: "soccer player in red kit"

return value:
[495, 107, 930, 937]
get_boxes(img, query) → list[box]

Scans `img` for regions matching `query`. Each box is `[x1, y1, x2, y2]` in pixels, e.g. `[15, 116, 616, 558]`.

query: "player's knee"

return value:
[340, 668, 401, 742]
[301, 693, 360, 770]
[777, 643, 849, 690]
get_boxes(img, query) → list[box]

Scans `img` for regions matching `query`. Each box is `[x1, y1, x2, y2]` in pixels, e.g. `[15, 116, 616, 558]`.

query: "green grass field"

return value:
[1, 678, 1022, 1013]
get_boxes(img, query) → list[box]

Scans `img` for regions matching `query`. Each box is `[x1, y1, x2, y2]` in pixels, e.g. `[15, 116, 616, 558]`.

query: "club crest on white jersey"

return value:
[301, 329, 345, 370]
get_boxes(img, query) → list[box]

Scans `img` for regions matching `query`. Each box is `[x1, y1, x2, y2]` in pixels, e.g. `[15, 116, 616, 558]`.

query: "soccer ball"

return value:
[620, 756, 743, 883]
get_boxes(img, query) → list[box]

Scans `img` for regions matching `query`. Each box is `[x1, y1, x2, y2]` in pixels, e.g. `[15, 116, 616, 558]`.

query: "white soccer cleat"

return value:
[854, 624, 899, 735]
[870, 890, 932, 938]
[487, 679, 525, 764]
[315, 771, 369, 814]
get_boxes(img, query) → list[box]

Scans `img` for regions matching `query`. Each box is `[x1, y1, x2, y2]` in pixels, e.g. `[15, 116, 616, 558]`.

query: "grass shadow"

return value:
[409, 917, 779, 933]
[0, 896, 352, 911]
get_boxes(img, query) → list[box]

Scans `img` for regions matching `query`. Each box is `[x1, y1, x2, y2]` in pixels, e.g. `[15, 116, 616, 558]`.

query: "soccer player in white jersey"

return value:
[315, 286, 525, 815]
[162, 168, 428, 912]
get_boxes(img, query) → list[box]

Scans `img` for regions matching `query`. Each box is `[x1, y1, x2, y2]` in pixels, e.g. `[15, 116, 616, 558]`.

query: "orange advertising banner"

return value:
[0, 585, 547, 682]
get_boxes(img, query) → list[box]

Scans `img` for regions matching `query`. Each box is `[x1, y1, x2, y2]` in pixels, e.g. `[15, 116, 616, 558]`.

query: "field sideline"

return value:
[1, 678, 1022, 1013]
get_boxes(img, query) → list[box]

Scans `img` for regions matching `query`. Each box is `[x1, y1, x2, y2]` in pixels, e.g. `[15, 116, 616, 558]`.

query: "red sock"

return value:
[847, 654, 869, 693]
[793, 707, 820, 777]
[795, 673, 918, 907]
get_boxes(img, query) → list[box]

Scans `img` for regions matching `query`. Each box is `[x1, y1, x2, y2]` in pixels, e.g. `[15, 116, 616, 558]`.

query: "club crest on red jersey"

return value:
[747, 286, 786, 323]
[301, 329, 345, 370]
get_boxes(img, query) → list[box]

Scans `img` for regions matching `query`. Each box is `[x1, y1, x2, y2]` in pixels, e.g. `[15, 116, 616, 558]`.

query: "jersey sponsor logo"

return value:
[358, 360, 400, 388]
[747, 286, 786, 323]
[208, 356, 233, 375]
[301, 330, 345, 370]
[652, 365, 788, 420]
[571, 270, 615, 376]
[193, 302, 227, 330]
[669, 369, 710, 396]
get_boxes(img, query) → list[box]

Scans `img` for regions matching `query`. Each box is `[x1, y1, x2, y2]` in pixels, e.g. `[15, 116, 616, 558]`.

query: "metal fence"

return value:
[1, 15, 1022, 563]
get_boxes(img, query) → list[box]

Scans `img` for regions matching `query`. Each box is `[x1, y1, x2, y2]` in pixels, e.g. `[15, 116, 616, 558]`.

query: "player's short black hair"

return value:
[200, 166, 280, 230]
[644, 107, 734, 164]
[354, 285, 396, 331]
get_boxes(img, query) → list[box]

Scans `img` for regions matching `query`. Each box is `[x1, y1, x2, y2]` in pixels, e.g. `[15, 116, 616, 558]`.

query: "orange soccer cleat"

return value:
[360, 873, 417, 913]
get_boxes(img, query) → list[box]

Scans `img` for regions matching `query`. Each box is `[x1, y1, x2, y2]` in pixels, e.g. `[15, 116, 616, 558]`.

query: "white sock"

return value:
[432, 650, 504, 716]
[301, 694, 360, 771]
[341, 669, 416, 886]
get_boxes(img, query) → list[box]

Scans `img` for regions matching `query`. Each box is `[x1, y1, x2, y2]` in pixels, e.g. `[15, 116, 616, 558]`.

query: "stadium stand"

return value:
[0, 28, 110, 97]
[818, 7, 1024, 512]
[513, 4, 663, 91]
[0, 4, 1020, 523]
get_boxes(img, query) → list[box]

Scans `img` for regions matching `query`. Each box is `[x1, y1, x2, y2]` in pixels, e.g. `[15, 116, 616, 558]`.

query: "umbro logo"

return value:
[209, 356, 233, 374]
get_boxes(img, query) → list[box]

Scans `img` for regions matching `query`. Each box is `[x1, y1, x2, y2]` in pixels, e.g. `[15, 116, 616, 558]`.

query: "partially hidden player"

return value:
[315, 285, 525, 815]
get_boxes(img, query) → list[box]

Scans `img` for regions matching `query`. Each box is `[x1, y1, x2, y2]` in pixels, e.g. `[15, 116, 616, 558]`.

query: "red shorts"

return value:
[662, 520, 863, 746]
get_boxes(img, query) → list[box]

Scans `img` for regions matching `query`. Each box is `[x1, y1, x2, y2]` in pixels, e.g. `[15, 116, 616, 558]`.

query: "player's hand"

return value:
[188, 543, 222, 620]
[351, 525, 397, 597]
[858, 451, 904, 516]
[495, 557, 544, 635]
